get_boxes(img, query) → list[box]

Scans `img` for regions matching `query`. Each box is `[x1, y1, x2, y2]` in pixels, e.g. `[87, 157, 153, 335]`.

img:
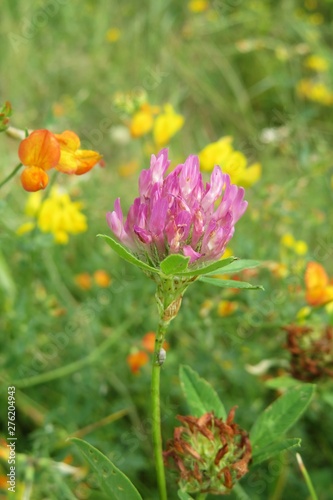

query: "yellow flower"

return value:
[129, 109, 154, 138]
[188, 0, 209, 13]
[117, 160, 139, 177]
[294, 240, 308, 256]
[153, 104, 184, 147]
[281, 233, 295, 248]
[37, 188, 87, 244]
[199, 137, 261, 187]
[106, 27, 121, 42]
[304, 55, 329, 72]
[199, 136, 233, 171]
[297, 79, 333, 105]
[25, 191, 42, 216]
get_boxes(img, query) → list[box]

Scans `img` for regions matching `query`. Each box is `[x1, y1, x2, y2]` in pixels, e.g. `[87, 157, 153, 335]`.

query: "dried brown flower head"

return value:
[163, 408, 251, 495]
[283, 324, 333, 381]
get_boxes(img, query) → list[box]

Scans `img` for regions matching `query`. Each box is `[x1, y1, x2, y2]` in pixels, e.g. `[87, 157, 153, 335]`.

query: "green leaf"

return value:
[322, 391, 333, 408]
[177, 256, 236, 277]
[97, 234, 158, 274]
[252, 438, 301, 466]
[70, 438, 143, 500]
[177, 490, 194, 500]
[250, 384, 315, 450]
[265, 376, 302, 390]
[208, 259, 261, 275]
[160, 254, 190, 275]
[179, 365, 227, 419]
[200, 276, 264, 290]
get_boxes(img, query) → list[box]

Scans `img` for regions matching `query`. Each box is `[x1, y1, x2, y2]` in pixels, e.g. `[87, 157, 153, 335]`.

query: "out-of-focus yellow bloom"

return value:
[222, 247, 233, 260]
[25, 191, 42, 216]
[75, 273, 92, 290]
[297, 79, 333, 105]
[16, 221, 35, 235]
[296, 306, 311, 322]
[93, 270, 111, 287]
[304, 55, 329, 72]
[18, 186, 87, 244]
[281, 233, 295, 248]
[38, 187, 87, 243]
[199, 137, 261, 187]
[129, 109, 154, 138]
[294, 240, 308, 256]
[281, 233, 308, 256]
[106, 27, 121, 42]
[153, 104, 184, 147]
[217, 300, 238, 317]
[117, 160, 139, 177]
[188, 0, 209, 13]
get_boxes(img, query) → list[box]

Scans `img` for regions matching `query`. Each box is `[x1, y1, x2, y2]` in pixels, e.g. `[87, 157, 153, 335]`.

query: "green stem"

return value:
[10, 319, 133, 388]
[151, 317, 169, 500]
[296, 454, 318, 500]
[0, 162, 22, 189]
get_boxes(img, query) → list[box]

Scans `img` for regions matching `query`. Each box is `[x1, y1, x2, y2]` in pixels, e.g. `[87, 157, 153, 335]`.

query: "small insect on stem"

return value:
[156, 348, 166, 366]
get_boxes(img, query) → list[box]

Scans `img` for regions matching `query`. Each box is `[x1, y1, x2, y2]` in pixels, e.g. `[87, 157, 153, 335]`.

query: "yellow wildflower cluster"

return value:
[198, 136, 261, 187]
[130, 103, 184, 148]
[281, 233, 308, 256]
[297, 80, 333, 106]
[297, 54, 333, 106]
[304, 55, 329, 72]
[17, 187, 87, 244]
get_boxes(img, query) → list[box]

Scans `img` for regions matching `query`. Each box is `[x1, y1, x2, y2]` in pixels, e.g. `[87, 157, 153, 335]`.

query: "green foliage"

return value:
[250, 385, 316, 450]
[179, 364, 227, 419]
[70, 438, 143, 499]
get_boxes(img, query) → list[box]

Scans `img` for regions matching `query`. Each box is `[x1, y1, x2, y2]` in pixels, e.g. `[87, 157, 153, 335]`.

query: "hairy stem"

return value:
[151, 316, 169, 500]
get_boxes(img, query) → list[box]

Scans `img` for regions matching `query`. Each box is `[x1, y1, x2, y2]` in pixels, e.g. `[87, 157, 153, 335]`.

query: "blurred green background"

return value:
[1, 0, 333, 498]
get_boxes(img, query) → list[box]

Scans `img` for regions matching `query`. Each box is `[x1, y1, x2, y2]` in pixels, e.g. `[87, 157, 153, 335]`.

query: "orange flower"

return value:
[141, 332, 169, 353]
[305, 261, 333, 306]
[127, 351, 149, 374]
[75, 273, 92, 290]
[54, 130, 102, 175]
[93, 270, 111, 287]
[18, 129, 61, 191]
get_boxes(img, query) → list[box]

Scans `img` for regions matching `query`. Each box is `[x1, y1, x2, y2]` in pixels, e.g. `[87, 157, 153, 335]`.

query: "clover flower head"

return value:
[106, 149, 247, 268]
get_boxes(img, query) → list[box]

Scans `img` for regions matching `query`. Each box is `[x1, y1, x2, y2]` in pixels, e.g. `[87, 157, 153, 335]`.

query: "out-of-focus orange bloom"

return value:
[141, 332, 169, 353]
[93, 270, 111, 287]
[18, 129, 61, 191]
[127, 351, 149, 374]
[305, 261, 333, 306]
[75, 273, 92, 290]
[217, 300, 238, 317]
[54, 131, 102, 175]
